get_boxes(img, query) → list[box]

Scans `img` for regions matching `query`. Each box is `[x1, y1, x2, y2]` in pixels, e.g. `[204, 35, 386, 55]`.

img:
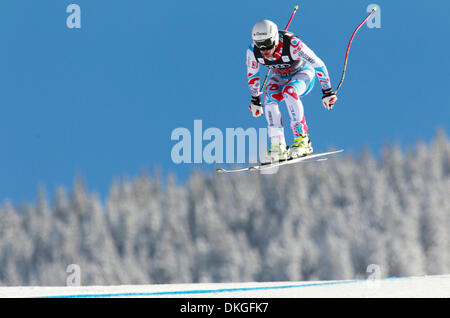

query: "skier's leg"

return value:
[281, 67, 316, 157]
[262, 77, 288, 161]
[282, 66, 315, 137]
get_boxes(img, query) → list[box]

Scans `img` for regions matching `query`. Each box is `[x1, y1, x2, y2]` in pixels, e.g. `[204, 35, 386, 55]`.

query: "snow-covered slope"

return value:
[1, 275, 449, 298]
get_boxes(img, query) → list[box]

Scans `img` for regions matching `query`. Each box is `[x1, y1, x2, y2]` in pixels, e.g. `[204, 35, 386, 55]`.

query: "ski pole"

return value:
[260, 5, 299, 94]
[285, 4, 299, 30]
[333, 7, 377, 95]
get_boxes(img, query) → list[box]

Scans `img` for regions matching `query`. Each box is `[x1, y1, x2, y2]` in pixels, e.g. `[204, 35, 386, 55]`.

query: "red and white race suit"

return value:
[246, 31, 332, 145]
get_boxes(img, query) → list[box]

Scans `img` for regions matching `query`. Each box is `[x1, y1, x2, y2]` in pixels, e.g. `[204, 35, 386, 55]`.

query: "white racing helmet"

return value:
[252, 20, 279, 50]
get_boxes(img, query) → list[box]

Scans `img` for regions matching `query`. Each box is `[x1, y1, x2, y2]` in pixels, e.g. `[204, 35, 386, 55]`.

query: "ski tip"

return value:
[215, 168, 226, 173]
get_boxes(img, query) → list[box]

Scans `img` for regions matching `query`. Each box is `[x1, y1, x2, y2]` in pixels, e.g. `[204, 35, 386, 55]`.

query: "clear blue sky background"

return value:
[0, 0, 449, 203]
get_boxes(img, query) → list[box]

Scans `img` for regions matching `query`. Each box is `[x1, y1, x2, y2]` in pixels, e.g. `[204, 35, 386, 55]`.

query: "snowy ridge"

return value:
[1, 275, 449, 298]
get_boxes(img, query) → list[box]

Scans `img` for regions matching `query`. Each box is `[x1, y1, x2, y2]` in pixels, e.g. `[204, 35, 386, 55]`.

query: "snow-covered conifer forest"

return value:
[0, 131, 449, 286]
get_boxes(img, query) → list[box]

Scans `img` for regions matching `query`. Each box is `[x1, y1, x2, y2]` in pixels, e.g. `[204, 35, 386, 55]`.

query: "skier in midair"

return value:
[247, 20, 338, 162]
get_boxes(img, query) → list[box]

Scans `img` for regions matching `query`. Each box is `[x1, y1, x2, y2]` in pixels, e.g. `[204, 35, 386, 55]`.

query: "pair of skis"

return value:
[216, 149, 343, 173]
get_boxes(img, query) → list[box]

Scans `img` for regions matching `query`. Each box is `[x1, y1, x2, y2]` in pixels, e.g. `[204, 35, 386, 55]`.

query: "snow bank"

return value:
[1, 275, 449, 298]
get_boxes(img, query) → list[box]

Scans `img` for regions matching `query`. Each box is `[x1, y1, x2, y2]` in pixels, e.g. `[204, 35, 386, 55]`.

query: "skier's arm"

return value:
[290, 37, 332, 91]
[246, 45, 261, 97]
[246, 45, 263, 117]
[290, 37, 338, 109]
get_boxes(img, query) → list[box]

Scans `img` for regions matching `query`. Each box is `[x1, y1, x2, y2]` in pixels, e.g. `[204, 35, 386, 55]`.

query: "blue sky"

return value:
[0, 0, 449, 203]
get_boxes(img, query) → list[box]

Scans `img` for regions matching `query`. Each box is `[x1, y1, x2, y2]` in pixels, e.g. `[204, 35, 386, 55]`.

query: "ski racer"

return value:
[247, 20, 338, 162]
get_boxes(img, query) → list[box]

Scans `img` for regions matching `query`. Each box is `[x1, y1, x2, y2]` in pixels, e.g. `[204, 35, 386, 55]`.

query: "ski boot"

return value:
[289, 135, 313, 159]
[265, 142, 288, 164]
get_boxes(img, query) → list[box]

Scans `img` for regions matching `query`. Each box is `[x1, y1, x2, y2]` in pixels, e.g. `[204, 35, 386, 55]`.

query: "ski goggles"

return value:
[254, 38, 275, 51]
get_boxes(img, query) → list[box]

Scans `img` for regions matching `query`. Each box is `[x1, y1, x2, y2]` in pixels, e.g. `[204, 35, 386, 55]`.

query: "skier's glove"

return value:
[322, 88, 338, 110]
[249, 96, 263, 117]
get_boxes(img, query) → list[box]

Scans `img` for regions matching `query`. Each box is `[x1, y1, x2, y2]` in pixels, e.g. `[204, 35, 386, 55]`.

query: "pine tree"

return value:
[0, 201, 33, 285]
